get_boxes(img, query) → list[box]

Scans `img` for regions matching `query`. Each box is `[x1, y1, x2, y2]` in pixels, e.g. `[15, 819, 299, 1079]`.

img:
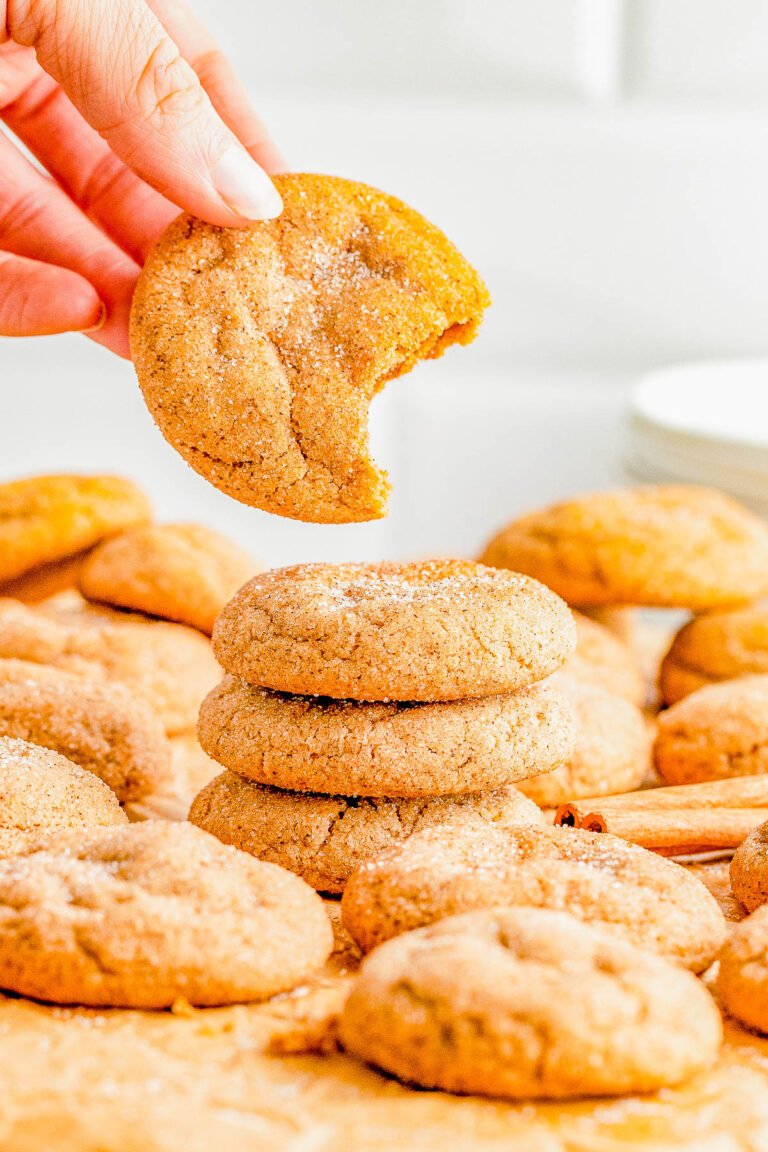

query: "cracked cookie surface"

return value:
[480, 485, 768, 609]
[79, 523, 258, 635]
[654, 675, 768, 785]
[212, 560, 576, 702]
[730, 819, 768, 912]
[340, 822, 726, 970]
[197, 674, 574, 796]
[339, 907, 722, 1098]
[130, 173, 490, 523]
[0, 821, 333, 1008]
[660, 605, 768, 706]
[189, 773, 542, 893]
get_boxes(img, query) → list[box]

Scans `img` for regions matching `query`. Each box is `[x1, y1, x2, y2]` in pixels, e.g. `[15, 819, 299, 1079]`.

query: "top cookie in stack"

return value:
[190, 559, 578, 892]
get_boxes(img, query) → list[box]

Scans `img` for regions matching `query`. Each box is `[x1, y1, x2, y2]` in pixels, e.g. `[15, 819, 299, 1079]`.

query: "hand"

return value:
[0, 0, 285, 357]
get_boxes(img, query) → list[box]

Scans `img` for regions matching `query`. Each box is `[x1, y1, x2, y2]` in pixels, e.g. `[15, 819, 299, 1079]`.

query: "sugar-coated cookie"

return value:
[660, 606, 768, 706]
[730, 819, 768, 912]
[654, 675, 768, 786]
[79, 523, 258, 635]
[0, 822, 332, 1007]
[197, 675, 574, 797]
[341, 822, 725, 970]
[717, 905, 768, 1033]
[212, 560, 576, 702]
[567, 612, 645, 704]
[130, 174, 490, 523]
[189, 773, 542, 893]
[480, 485, 768, 609]
[518, 673, 650, 806]
[340, 907, 722, 1098]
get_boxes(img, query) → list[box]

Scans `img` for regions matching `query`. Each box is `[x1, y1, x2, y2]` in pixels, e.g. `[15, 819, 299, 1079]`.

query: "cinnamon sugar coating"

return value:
[730, 819, 768, 912]
[660, 605, 768, 705]
[130, 173, 490, 523]
[718, 905, 768, 1032]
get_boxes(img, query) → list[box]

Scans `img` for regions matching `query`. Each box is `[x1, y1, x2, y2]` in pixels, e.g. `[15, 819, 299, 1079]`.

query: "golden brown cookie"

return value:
[660, 605, 768, 706]
[0, 821, 332, 1007]
[717, 905, 768, 1032]
[566, 611, 645, 704]
[730, 819, 768, 912]
[654, 676, 768, 786]
[0, 475, 150, 584]
[518, 673, 650, 806]
[0, 672, 172, 802]
[340, 822, 725, 970]
[78, 523, 258, 635]
[579, 606, 636, 642]
[197, 674, 574, 797]
[0, 598, 220, 735]
[0, 736, 126, 854]
[0, 552, 89, 604]
[212, 560, 576, 702]
[130, 174, 490, 524]
[340, 907, 722, 1098]
[480, 485, 768, 609]
[189, 773, 542, 893]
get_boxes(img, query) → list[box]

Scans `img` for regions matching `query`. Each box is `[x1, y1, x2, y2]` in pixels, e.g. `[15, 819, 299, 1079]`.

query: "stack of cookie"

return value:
[190, 559, 578, 892]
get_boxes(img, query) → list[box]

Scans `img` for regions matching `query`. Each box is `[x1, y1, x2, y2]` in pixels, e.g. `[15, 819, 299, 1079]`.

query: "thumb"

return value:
[6, 0, 282, 226]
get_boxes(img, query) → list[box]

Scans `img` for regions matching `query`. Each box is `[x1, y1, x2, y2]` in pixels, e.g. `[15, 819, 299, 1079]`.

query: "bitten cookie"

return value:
[340, 908, 722, 1098]
[0, 822, 332, 1007]
[0, 673, 173, 802]
[0, 736, 126, 855]
[340, 822, 725, 970]
[730, 819, 768, 912]
[212, 560, 576, 702]
[518, 674, 650, 806]
[0, 597, 220, 735]
[79, 523, 258, 635]
[189, 774, 542, 893]
[130, 173, 490, 523]
[480, 485, 768, 609]
[0, 474, 150, 584]
[654, 676, 768, 786]
[660, 605, 768, 706]
[717, 906, 768, 1033]
[197, 675, 574, 797]
[567, 612, 645, 705]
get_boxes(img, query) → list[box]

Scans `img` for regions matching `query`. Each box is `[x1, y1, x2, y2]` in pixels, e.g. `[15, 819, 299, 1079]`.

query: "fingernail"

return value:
[212, 146, 283, 221]
[81, 302, 107, 333]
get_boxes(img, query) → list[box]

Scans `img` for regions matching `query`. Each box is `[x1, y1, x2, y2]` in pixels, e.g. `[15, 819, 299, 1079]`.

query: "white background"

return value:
[2, 0, 767, 566]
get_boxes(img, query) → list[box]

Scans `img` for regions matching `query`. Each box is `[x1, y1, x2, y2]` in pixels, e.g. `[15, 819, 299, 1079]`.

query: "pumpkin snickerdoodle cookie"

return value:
[130, 173, 490, 524]
[341, 822, 726, 970]
[654, 675, 768, 786]
[0, 821, 333, 1008]
[730, 819, 768, 912]
[79, 523, 258, 635]
[197, 675, 574, 797]
[189, 774, 542, 893]
[212, 560, 576, 702]
[567, 612, 645, 705]
[660, 605, 768, 706]
[518, 673, 650, 806]
[0, 736, 126, 856]
[0, 597, 220, 735]
[340, 908, 722, 1099]
[480, 485, 768, 609]
[717, 905, 768, 1033]
[0, 474, 150, 584]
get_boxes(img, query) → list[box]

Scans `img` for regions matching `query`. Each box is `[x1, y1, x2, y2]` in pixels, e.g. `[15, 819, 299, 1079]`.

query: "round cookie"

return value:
[197, 675, 574, 797]
[0, 474, 150, 584]
[567, 612, 645, 705]
[0, 736, 126, 854]
[0, 821, 333, 1007]
[79, 523, 258, 635]
[340, 822, 726, 970]
[0, 673, 173, 802]
[340, 907, 722, 1098]
[654, 675, 768, 786]
[0, 552, 89, 604]
[0, 597, 220, 735]
[480, 485, 768, 610]
[579, 606, 636, 643]
[717, 905, 768, 1033]
[518, 673, 650, 806]
[660, 605, 768, 706]
[212, 560, 576, 702]
[130, 173, 490, 524]
[730, 819, 768, 913]
[189, 774, 542, 893]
